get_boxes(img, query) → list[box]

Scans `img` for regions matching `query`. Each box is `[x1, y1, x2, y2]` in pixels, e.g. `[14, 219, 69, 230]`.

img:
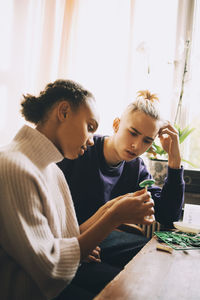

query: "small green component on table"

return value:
[154, 231, 200, 250]
[139, 179, 155, 188]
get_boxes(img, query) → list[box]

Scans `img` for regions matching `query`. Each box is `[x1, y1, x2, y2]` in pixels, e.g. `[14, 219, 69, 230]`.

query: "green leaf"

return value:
[174, 124, 195, 144]
[181, 158, 198, 168]
[179, 127, 195, 144]
[146, 124, 195, 159]
[152, 142, 166, 155]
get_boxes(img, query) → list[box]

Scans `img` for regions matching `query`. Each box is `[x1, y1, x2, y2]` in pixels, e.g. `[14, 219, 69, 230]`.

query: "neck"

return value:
[36, 120, 59, 152]
[103, 136, 122, 166]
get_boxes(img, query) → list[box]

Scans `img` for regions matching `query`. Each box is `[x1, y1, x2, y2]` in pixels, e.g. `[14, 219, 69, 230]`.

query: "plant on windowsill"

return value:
[146, 125, 195, 186]
[146, 124, 195, 163]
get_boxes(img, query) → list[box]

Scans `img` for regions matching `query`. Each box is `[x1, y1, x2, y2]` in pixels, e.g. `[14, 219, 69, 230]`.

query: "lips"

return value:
[80, 148, 85, 156]
[126, 149, 137, 157]
[81, 145, 87, 151]
[79, 145, 87, 156]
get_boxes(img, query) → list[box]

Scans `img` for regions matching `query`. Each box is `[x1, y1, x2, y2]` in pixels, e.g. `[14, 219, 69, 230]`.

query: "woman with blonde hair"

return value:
[58, 89, 185, 268]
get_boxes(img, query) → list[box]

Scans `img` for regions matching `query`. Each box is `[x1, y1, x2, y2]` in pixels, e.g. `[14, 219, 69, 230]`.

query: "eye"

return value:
[144, 139, 152, 144]
[129, 130, 137, 137]
[88, 124, 95, 132]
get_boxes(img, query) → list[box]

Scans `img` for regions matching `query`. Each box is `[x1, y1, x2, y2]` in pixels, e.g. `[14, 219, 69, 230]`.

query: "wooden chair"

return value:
[118, 222, 161, 238]
[117, 223, 145, 236]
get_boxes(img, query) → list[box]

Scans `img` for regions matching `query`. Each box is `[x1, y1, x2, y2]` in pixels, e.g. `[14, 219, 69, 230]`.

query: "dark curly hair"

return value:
[21, 79, 94, 124]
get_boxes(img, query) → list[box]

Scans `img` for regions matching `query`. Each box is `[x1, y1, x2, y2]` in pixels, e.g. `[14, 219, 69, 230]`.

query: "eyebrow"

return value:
[130, 127, 154, 141]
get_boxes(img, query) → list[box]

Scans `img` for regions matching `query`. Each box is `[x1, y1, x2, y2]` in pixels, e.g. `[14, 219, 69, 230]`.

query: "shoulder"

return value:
[93, 134, 105, 147]
[0, 149, 40, 184]
[0, 149, 31, 171]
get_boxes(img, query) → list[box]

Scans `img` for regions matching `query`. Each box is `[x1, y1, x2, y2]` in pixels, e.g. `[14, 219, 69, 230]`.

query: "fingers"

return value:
[121, 189, 153, 205]
[143, 198, 155, 217]
[144, 197, 154, 207]
[137, 191, 152, 203]
[87, 254, 101, 263]
[132, 188, 146, 197]
[146, 205, 155, 217]
[106, 191, 149, 212]
[85, 246, 101, 263]
[159, 123, 179, 140]
[143, 215, 155, 225]
[159, 128, 178, 141]
[113, 189, 148, 202]
[159, 121, 177, 133]
[92, 247, 101, 256]
[137, 195, 155, 223]
[125, 189, 150, 199]
[130, 193, 155, 219]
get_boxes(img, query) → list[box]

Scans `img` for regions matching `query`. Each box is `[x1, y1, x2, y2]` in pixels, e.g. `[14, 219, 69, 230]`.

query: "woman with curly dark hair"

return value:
[0, 79, 154, 300]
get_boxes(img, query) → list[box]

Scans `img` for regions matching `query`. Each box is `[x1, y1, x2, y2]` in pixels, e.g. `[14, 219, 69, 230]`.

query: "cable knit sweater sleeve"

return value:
[0, 126, 81, 300]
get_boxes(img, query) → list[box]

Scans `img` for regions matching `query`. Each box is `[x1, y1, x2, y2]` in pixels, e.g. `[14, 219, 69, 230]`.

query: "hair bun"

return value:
[137, 90, 159, 103]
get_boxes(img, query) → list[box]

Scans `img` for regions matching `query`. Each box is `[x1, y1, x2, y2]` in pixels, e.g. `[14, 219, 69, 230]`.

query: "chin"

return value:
[125, 155, 137, 162]
[64, 153, 79, 160]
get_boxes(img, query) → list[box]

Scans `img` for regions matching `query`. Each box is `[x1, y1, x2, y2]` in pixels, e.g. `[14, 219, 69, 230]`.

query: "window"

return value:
[65, 0, 179, 134]
[0, 0, 199, 171]
[183, 0, 200, 170]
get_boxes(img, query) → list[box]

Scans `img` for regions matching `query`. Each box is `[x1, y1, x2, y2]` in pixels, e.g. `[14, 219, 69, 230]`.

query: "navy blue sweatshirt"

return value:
[57, 135, 185, 226]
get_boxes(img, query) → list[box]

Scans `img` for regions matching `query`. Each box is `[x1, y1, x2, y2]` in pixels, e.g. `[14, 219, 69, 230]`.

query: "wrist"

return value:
[106, 204, 121, 228]
[168, 156, 181, 169]
[168, 161, 181, 169]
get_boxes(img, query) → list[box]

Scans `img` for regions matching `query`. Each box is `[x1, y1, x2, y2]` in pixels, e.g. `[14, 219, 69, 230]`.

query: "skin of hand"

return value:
[109, 189, 155, 225]
[78, 190, 154, 261]
[158, 122, 181, 169]
[79, 194, 131, 233]
[83, 246, 101, 263]
[80, 189, 154, 233]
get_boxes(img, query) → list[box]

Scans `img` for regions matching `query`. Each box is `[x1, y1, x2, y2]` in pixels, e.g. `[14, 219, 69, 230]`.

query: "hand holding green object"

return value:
[139, 179, 155, 189]
[139, 179, 155, 222]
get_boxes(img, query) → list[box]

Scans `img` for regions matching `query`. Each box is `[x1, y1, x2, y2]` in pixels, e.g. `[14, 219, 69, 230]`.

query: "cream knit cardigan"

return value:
[0, 125, 81, 300]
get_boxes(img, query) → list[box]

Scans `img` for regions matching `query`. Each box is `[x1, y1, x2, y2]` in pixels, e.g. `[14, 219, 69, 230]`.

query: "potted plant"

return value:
[146, 125, 195, 186]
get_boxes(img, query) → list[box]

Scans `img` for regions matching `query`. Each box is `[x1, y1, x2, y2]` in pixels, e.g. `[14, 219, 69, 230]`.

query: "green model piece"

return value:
[139, 179, 155, 188]
[154, 231, 200, 250]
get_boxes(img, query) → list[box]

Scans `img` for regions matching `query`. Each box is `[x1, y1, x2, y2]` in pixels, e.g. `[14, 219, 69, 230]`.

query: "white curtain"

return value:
[182, 0, 200, 168]
[0, 0, 76, 145]
[0, 0, 193, 148]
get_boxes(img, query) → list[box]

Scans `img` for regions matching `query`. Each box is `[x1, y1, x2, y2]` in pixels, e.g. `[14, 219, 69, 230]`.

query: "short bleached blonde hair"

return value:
[123, 90, 161, 120]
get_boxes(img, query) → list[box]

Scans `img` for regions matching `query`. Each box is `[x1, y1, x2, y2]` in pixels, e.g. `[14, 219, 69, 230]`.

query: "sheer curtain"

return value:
[0, 0, 191, 149]
[183, 0, 200, 168]
[0, 0, 75, 145]
[59, 0, 180, 134]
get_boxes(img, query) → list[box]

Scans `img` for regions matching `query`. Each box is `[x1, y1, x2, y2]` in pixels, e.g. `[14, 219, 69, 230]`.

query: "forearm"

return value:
[80, 198, 118, 233]
[78, 208, 117, 260]
[159, 122, 182, 169]
[168, 154, 181, 169]
[79, 191, 155, 260]
[153, 167, 185, 223]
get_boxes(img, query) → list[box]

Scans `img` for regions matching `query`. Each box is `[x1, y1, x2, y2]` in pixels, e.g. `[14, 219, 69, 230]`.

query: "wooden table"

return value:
[94, 235, 200, 300]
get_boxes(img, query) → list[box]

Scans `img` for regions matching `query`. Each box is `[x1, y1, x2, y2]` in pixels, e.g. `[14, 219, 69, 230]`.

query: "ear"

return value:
[113, 117, 120, 133]
[57, 101, 70, 121]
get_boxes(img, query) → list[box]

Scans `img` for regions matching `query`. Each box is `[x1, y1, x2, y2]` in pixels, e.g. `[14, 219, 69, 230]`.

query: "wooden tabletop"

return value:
[94, 235, 200, 300]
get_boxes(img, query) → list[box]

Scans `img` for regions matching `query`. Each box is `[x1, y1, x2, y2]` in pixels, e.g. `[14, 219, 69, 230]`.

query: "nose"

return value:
[131, 138, 141, 151]
[87, 134, 94, 146]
